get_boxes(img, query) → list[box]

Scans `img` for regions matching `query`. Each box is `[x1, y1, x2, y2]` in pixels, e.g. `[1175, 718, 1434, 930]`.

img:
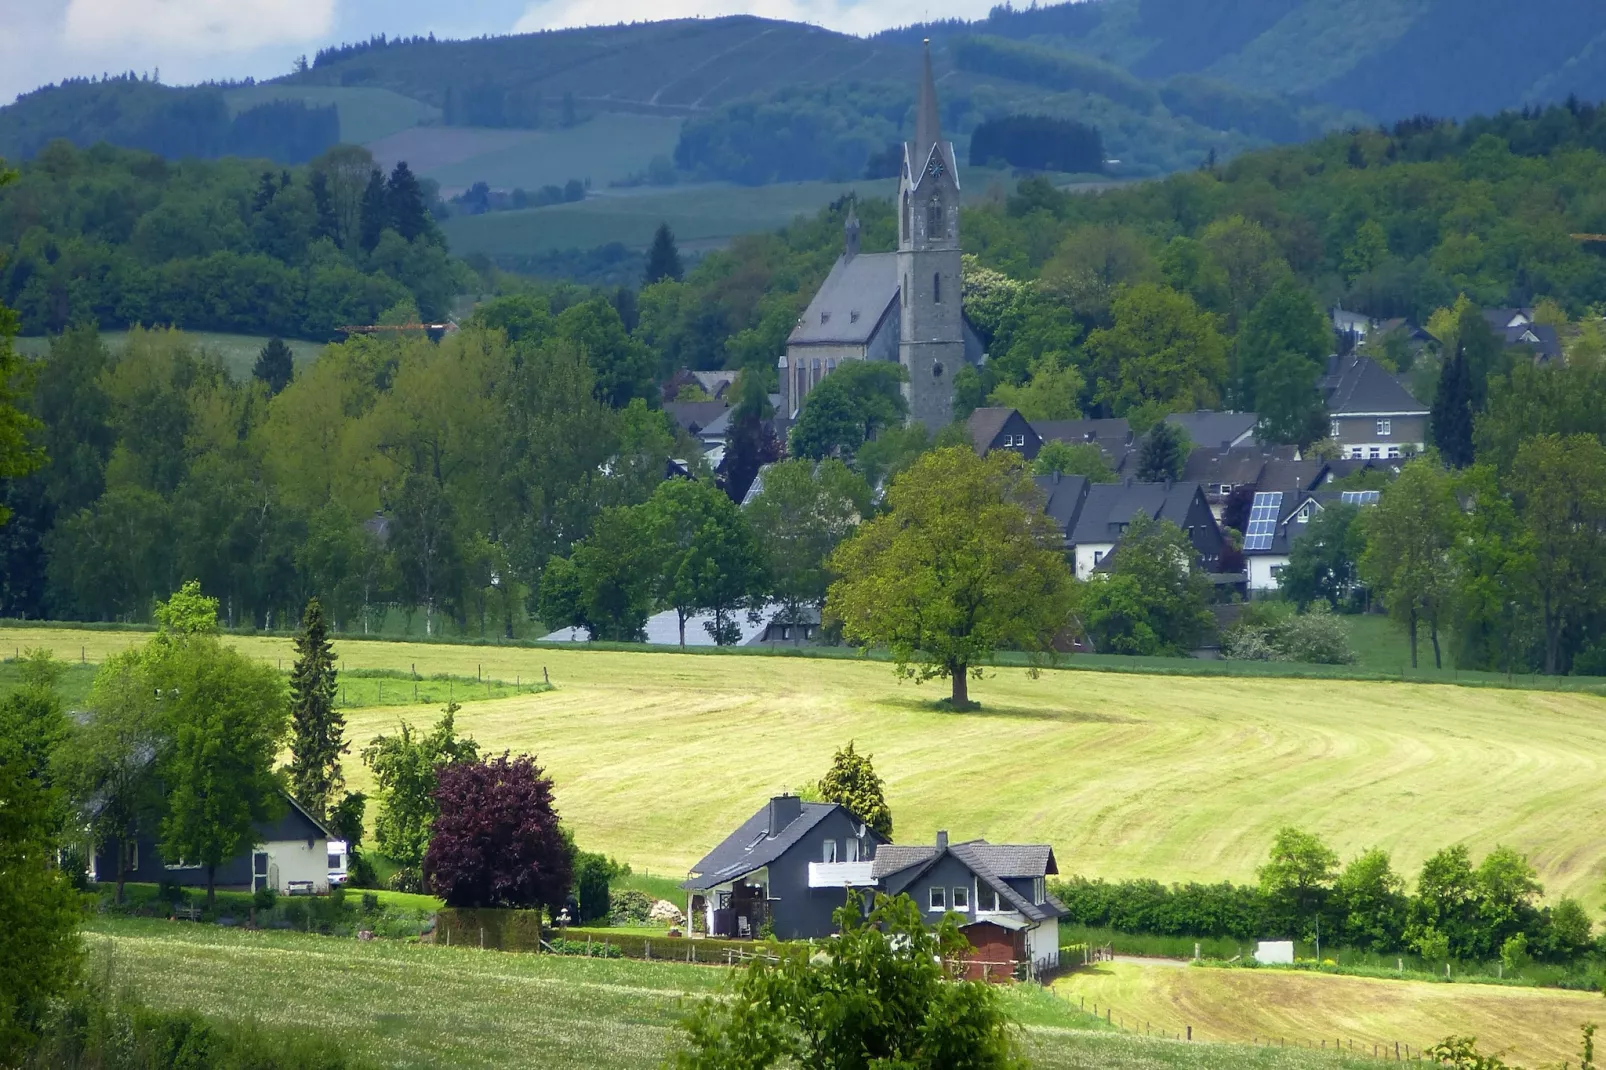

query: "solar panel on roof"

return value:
[1243, 491, 1283, 551]
[1341, 490, 1380, 505]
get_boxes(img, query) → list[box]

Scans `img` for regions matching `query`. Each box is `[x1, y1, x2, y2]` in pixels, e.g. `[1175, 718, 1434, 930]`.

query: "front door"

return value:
[252, 851, 269, 892]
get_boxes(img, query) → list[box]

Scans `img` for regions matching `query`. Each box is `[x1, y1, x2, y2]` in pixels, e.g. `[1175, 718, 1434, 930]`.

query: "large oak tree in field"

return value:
[825, 446, 1073, 709]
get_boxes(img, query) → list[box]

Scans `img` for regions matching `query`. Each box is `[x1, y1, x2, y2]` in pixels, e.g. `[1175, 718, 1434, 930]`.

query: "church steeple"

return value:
[914, 39, 942, 171]
[844, 200, 860, 259]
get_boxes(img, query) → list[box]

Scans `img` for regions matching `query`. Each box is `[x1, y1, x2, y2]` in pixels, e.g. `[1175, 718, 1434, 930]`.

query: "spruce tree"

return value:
[253, 336, 294, 396]
[817, 741, 893, 838]
[644, 222, 683, 285]
[288, 598, 345, 822]
[1430, 345, 1475, 468]
[359, 167, 388, 252]
[386, 161, 431, 242]
[1136, 420, 1189, 482]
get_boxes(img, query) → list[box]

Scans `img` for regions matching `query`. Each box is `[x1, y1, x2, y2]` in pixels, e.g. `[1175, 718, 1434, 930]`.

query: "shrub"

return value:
[388, 867, 421, 894]
[609, 889, 654, 925]
[252, 886, 278, 911]
[1223, 625, 1278, 660]
[1276, 604, 1356, 664]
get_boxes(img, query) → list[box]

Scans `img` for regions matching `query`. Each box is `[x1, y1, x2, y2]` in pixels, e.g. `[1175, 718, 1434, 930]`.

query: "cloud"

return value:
[514, 0, 986, 38]
[63, 0, 337, 51]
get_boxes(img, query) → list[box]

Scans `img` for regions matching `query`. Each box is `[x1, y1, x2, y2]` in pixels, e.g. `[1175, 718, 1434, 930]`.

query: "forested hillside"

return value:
[0, 141, 470, 338]
[884, 0, 1606, 122]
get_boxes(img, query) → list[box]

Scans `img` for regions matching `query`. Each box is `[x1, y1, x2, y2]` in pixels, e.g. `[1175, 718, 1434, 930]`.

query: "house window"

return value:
[1387, 446, 1401, 458]
[328, 851, 342, 870]
[952, 886, 969, 910]
[1330, 420, 1341, 438]
[1369, 447, 1381, 459]
[978, 887, 1000, 912]
[826, 359, 836, 374]
[846, 838, 860, 862]
[1219, 484, 1232, 496]
[929, 886, 946, 912]
[781, 626, 791, 640]
[933, 272, 942, 303]
[1033, 878, 1045, 904]
[927, 201, 943, 238]
[1376, 419, 1392, 436]
[822, 839, 838, 863]
[1092, 551, 1104, 565]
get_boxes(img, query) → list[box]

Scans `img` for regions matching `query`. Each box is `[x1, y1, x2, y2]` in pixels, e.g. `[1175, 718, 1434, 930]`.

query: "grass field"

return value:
[12, 626, 1606, 913]
[371, 114, 685, 195]
[85, 920, 1377, 1070]
[16, 330, 325, 382]
[1056, 961, 1603, 1067]
[223, 85, 441, 146]
[442, 166, 1045, 254]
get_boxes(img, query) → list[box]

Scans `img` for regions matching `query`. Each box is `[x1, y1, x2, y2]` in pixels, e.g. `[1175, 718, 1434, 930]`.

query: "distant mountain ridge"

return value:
[882, 0, 1606, 122]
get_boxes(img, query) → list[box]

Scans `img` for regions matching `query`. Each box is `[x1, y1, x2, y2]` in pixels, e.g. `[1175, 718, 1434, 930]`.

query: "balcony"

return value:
[808, 861, 875, 888]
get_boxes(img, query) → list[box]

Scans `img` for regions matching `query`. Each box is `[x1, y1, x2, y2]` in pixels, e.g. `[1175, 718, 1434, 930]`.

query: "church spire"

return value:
[914, 39, 941, 167]
[843, 199, 860, 258]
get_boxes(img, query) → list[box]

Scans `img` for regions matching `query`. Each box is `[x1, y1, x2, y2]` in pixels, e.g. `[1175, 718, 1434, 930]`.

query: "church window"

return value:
[932, 362, 944, 378]
[903, 275, 908, 307]
[933, 272, 941, 303]
[927, 201, 943, 238]
[902, 192, 911, 241]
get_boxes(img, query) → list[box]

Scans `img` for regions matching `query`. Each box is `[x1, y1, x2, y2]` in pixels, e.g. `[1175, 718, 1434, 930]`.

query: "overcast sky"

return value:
[0, 0, 994, 105]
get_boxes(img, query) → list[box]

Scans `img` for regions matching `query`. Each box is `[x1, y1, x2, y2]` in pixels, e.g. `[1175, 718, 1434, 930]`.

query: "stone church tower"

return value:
[898, 41, 965, 431]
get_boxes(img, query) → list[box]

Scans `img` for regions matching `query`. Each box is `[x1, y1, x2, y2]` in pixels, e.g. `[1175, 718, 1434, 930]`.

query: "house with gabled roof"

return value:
[874, 830, 1067, 978]
[1242, 487, 1381, 592]
[1064, 480, 1223, 580]
[1320, 355, 1427, 460]
[682, 794, 890, 940]
[967, 407, 1042, 459]
[1034, 417, 1135, 474]
[1165, 410, 1258, 450]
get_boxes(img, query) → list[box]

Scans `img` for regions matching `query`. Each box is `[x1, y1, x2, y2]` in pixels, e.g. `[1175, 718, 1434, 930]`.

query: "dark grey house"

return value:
[1062, 481, 1224, 580]
[1321, 355, 1427, 460]
[967, 407, 1043, 459]
[874, 832, 1068, 977]
[682, 795, 890, 940]
[91, 791, 333, 895]
[1034, 417, 1136, 474]
[1164, 410, 1258, 450]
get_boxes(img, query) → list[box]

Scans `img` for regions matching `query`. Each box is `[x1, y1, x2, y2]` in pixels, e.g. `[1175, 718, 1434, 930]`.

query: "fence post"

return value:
[480, 927, 484, 949]
[645, 940, 651, 961]
[1186, 1026, 1192, 1041]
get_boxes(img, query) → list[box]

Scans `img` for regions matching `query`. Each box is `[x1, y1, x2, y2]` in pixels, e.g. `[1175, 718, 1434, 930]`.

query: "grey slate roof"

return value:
[1032, 473, 1091, 538]
[788, 252, 898, 346]
[1034, 418, 1132, 450]
[1165, 410, 1258, 450]
[1321, 356, 1426, 416]
[1067, 482, 1204, 546]
[967, 407, 1015, 451]
[1258, 458, 1331, 495]
[682, 800, 847, 891]
[875, 839, 1066, 924]
[1503, 323, 1562, 360]
[1182, 445, 1296, 489]
[665, 400, 731, 434]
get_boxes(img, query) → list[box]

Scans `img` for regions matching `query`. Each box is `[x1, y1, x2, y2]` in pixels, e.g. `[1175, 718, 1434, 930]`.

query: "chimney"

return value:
[936, 830, 949, 851]
[768, 794, 802, 837]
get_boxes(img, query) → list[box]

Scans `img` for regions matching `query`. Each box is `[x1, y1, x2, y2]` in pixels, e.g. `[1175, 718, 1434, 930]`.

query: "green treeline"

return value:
[0, 77, 339, 164]
[968, 114, 1105, 174]
[1054, 828, 1595, 969]
[0, 141, 469, 338]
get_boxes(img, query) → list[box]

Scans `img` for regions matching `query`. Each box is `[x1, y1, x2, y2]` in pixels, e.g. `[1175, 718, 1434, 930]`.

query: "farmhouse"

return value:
[1321, 354, 1428, 460]
[91, 790, 333, 896]
[874, 831, 1067, 978]
[681, 794, 890, 940]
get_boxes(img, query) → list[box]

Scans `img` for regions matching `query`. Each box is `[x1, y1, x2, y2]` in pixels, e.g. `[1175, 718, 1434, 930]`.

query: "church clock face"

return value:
[927, 157, 945, 178]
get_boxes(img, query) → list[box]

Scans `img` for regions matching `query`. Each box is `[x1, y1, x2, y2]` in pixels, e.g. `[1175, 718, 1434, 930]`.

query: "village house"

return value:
[1321, 354, 1428, 460]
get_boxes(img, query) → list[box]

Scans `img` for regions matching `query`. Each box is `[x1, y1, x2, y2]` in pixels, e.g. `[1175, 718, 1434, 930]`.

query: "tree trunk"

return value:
[1430, 622, 1442, 670]
[1408, 611, 1418, 669]
[950, 665, 970, 710]
[115, 841, 128, 905]
[1544, 592, 1560, 675]
[678, 610, 687, 648]
[206, 864, 217, 911]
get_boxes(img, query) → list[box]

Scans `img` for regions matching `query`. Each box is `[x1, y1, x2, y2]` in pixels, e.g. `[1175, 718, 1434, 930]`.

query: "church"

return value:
[777, 43, 986, 432]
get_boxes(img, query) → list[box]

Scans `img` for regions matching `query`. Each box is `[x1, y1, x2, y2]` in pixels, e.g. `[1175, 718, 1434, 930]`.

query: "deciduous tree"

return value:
[1258, 826, 1338, 940]
[1507, 434, 1606, 674]
[424, 752, 572, 911]
[362, 703, 479, 873]
[745, 458, 870, 638]
[647, 478, 766, 646]
[1085, 283, 1228, 420]
[826, 447, 1073, 709]
[1359, 458, 1460, 668]
[1032, 440, 1114, 482]
[1076, 515, 1214, 655]
[1280, 502, 1364, 609]
[669, 892, 1021, 1070]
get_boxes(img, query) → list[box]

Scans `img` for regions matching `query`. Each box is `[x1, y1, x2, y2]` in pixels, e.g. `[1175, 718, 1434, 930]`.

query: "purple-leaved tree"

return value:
[423, 753, 572, 910]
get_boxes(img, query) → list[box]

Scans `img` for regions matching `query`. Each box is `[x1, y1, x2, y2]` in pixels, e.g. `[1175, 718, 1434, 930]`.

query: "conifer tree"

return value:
[817, 741, 892, 838]
[386, 161, 431, 242]
[1430, 345, 1475, 468]
[644, 222, 683, 285]
[359, 167, 388, 252]
[287, 598, 345, 822]
[253, 336, 294, 396]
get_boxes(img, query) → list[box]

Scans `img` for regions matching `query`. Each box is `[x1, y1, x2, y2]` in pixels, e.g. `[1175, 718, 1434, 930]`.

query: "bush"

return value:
[608, 889, 654, 925]
[252, 886, 278, 912]
[1225, 603, 1355, 665]
[388, 867, 421, 894]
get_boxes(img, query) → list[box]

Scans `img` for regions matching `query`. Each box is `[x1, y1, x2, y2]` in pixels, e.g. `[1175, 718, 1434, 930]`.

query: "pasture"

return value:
[84, 920, 1374, 1070]
[12, 626, 1606, 910]
[373, 114, 685, 195]
[223, 85, 441, 146]
[1056, 961, 1602, 1067]
[16, 330, 325, 383]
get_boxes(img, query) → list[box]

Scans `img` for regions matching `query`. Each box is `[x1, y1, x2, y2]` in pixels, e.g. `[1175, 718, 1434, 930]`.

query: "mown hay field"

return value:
[1056, 961, 1603, 1067]
[87, 920, 1376, 1070]
[17, 627, 1606, 910]
[16, 331, 324, 382]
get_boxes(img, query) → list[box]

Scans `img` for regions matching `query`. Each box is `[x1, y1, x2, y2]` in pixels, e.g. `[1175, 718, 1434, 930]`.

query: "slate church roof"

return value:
[786, 253, 898, 347]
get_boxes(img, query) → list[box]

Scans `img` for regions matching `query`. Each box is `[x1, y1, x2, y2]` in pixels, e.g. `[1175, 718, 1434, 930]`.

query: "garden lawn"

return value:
[86, 920, 1375, 1070]
[16, 627, 1606, 909]
[1055, 960, 1603, 1068]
